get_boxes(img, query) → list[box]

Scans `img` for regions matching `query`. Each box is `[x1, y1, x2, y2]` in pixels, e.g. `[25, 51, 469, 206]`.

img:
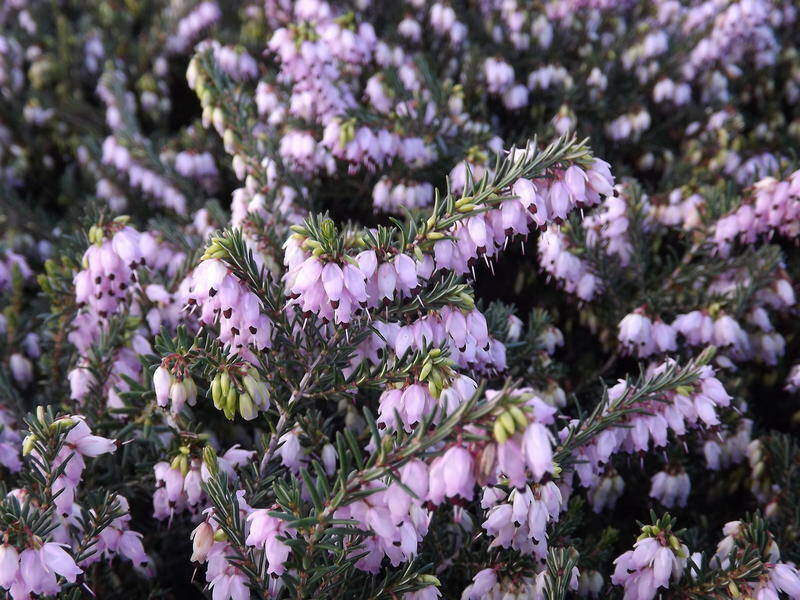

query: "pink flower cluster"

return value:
[267, 1, 375, 122]
[205, 41, 259, 82]
[67, 221, 186, 415]
[168, 1, 221, 54]
[587, 469, 625, 512]
[611, 535, 689, 600]
[37, 417, 117, 515]
[0, 404, 21, 472]
[685, 0, 784, 78]
[186, 258, 273, 356]
[85, 495, 150, 570]
[714, 169, 800, 256]
[372, 178, 434, 214]
[527, 65, 573, 91]
[377, 375, 477, 432]
[618, 310, 677, 358]
[367, 309, 506, 373]
[286, 243, 511, 339]
[616, 302, 790, 365]
[173, 151, 218, 189]
[2, 425, 142, 596]
[74, 225, 153, 316]
[567, 362, 731, 502]
[153, 446, 253, 520]
[538, 227, 600, 301]
[711, 521, 800, 599]
[649, 467, 691, 508]
[189, 490, 282, 600]
[652, 78, 692, 105]
[461, 565, 579, 600]
[483, 58, 580, 111]
[284, 253, 377, 325]
[673, 305, 791, 364]
[605, 109, 651, 142]
[702, 417, 752, 471]
[481, 481, 564, 560]
[322, 119, 437, 173]
[434, 159, 615, 277]
[0, 541, 82, 599]
[69, 335, 152, 415]
[100, 136, 187, 214]
[486, 392, 558, 486]
[729, 152, 783, 186]
[484, 57, 516, 93]
[278, 130, 334, 174]
[583, 188, 644, 267]
[333, 459, 431, 573]
[153, 361, 198, 415]
[245, 510, 295, 575]
[234, 0, 502, 216]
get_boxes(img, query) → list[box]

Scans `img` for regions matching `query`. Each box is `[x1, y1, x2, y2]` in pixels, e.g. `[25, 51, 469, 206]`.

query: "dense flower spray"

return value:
[1, 0, 800, 598]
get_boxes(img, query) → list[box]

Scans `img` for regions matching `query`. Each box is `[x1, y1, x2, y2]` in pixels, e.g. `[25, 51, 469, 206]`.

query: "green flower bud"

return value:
[499, 411, 516, 436]
[458, 293, 475, 310]
[419, 361, 432, 381]
[509, 406, 528, 429]
[219, 372, 230, 396]
[239, 393, 256, 421]
[211, 374, 222, 409]
[203, 446, 219, 477]
[213, 529, 228, 542]
[22, 434, 37, 456]
[50, 417, 76, 433]
[223, 387, 237, 420]
[493, 420, 508, 444]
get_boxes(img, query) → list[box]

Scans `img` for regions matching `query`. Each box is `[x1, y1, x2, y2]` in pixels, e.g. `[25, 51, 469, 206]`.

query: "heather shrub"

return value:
[1, 1, 800, 599]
